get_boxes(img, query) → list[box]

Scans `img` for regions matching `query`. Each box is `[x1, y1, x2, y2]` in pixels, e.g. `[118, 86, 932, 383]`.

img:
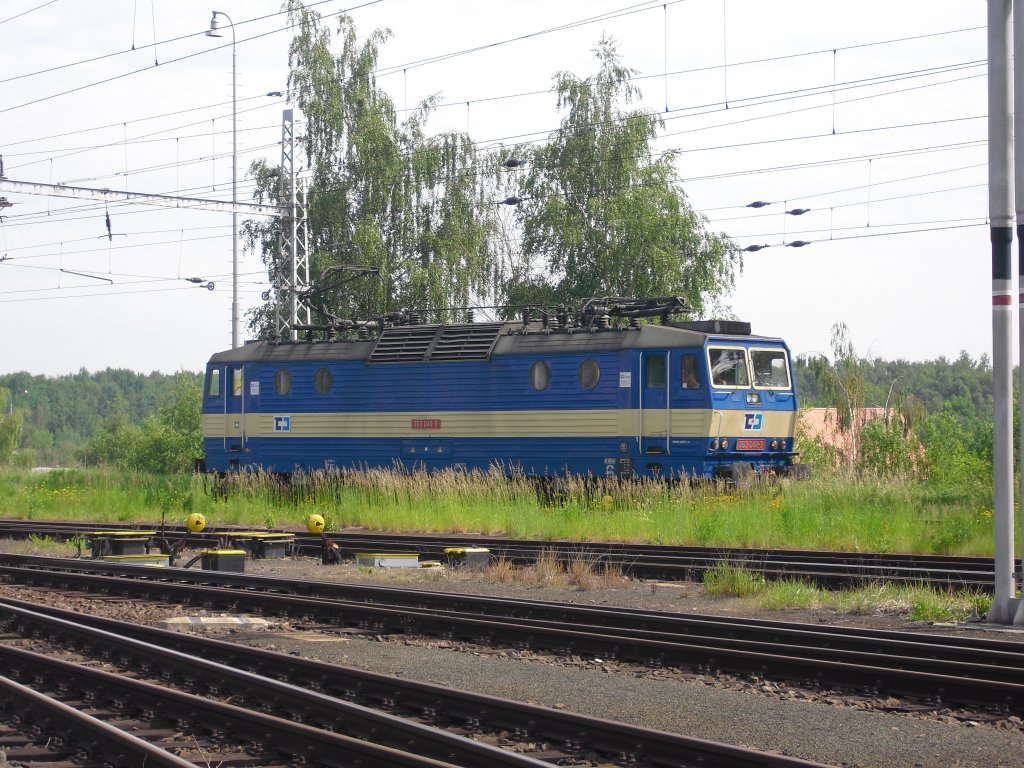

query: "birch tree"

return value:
[505, 37, 739, 314]
[244, 2, 496, 331]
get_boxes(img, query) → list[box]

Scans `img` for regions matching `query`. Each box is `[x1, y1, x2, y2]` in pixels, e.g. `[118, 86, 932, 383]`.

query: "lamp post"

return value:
[206, 11, 239, 349]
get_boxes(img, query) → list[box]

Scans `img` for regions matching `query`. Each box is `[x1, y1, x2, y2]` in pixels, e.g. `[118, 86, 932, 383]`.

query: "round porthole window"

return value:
[314, 367, 333, 395]
[578, 359, 600, 389]
[529, 361, 550, 391]
[274, 368, 292, 396]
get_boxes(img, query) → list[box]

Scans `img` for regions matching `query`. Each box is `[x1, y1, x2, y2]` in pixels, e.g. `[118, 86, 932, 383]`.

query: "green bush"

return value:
[919, 409, 991, 498]
[858, 419, 919, 478]
[82, 373, 201, 474]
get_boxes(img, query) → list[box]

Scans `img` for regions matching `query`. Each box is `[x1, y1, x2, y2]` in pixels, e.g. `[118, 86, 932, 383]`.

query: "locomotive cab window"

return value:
[274, 368, 292, 396]
[751, 349, 791, 389]
[680, 354, 701, 389]
[207, 369, 221, 398]
[529, 361, 551, 391]
[231, 367, 243, 396]
[708, 348, 749, 388]
[578, 359, 600, 389]
[645, 355, 666, 388]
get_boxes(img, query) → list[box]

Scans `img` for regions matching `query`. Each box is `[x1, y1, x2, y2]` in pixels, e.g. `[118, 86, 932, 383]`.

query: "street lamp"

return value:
[206, 11, 239, 349]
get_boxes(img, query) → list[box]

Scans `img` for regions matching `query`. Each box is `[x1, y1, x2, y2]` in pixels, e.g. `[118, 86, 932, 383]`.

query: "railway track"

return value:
[0, 519, 997, 590]
[0, 596, 826, 768]
[0, 552, 1019, 715]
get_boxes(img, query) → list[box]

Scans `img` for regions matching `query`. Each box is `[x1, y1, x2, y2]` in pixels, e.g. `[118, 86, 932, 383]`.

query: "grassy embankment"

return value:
[0, 466, 1001, 621]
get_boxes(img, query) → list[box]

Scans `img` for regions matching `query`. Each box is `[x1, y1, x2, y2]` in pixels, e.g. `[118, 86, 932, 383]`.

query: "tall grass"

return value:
[702, 562, 993, 622]
[0, 466, 1005, 556]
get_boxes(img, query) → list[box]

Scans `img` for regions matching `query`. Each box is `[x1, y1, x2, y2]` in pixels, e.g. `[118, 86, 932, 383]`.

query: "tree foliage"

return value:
[505, 37, 739, 314]
[0, 369, 193, 466]
[81, 373, 202, 474]
[805, 323, 869, 470]
[243, 3, 495, 332]
[0, 389, 24, 465]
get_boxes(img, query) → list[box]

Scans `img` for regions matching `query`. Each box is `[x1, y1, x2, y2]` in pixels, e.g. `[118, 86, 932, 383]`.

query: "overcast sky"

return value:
[0, 0, 989, 376]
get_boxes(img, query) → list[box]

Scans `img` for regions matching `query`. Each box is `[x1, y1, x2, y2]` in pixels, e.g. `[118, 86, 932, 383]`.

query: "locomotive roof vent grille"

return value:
[368, 322, 504, 362]
[368, 326, 437, 362]
[430, 323, 504, 361]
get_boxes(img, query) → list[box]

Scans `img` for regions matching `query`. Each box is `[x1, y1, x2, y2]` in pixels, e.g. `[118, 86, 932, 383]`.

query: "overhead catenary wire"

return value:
[736, 221, 985, 252]
[4, 11, 980, 166]
[5, 100, 287, 170]
[708, 182, 987, 225]
[703, 162, 986, 218]
[732, 215, 987, 240]
[0, 0, 383, 117]
[0, 0, 59, 26]
[0, 4, 989, 300]
[3, 25, 981, 207]
[8, 55, 976, 199]
[32, 62, 968, 223]
[0, 0, 363, 87]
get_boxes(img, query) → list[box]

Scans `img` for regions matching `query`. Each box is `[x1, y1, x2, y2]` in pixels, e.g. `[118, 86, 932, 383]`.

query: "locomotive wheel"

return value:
[727, 462, 755, 489]
[786, 463, 812, 480]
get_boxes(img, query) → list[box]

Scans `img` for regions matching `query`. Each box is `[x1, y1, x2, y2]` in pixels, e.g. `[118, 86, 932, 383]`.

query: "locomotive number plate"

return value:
[736, 439, 766, 451]
[411, 419, 441, 429]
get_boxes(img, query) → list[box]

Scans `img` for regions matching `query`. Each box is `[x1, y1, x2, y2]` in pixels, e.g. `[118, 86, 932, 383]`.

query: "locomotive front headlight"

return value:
[710, 438, 720, 451]
[770, 439, 779, 450]
[719, 439, 729, 451]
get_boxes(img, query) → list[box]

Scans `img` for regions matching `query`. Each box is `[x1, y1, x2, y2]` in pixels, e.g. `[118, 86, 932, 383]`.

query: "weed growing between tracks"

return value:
[702, 562, 993, 621]
[0, 466, 1002, 557]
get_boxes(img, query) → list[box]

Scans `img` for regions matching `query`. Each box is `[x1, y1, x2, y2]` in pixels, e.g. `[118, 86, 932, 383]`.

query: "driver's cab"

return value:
[707, 345, 791, 393]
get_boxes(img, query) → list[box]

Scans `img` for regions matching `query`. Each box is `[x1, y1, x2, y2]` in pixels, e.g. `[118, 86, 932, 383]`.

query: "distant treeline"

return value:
[793, 351, 996, 417]
[0, 369, 201, 466]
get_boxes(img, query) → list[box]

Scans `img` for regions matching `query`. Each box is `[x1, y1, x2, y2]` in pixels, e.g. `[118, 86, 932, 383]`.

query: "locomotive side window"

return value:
[231, 367, 243, 396]
[751, 349, 791, 389]
[207, 369, 221, 398]
[274, 368, 292, 396]
[645, 355, 666, 388]
[708, 348, 749, 388]
[578, 359, 600, 389]
[314, 367, 333, 395]
[681, 354, 701, 389]
[529, 361, 550, 391]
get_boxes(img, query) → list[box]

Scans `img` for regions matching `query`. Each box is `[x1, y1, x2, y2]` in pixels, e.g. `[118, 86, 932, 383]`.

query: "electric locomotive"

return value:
[200, 298, 807, 481]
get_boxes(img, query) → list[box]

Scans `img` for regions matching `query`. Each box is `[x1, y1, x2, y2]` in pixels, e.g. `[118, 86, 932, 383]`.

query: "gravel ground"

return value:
[2, 544, 1024, 767]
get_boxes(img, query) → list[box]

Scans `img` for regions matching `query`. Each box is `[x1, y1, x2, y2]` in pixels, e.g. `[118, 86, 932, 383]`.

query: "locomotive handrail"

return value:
[666, 351, 671, 456]
[637, 353, 643, 451]
[221, 365, 227, 453]
[241, 364, 246, 451]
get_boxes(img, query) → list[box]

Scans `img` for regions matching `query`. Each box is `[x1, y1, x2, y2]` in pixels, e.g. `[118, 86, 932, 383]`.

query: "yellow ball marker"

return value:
[306, 514, 326, 534]
[186, 513, 207, 533]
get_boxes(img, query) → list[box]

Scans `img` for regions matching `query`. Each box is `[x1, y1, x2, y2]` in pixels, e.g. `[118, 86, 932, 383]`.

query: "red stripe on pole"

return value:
[993, 295, 1013, 305]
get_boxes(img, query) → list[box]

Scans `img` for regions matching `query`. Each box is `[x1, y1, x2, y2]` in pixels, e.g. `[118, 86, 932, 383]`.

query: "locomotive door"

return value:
[638, 352, 670, 455]
[224, 364, 247, 452]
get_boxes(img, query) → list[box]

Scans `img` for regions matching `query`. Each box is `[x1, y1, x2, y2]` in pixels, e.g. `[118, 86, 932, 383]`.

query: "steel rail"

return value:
[0, 597, 827, 768]
[0, 673, 197, 768]
[0, 555, 1021, 712]
[0, 551, 1011, 656]
[0, 519, 995, 589]
[0, 643, 464, 768]
[0, 600, 552, 768]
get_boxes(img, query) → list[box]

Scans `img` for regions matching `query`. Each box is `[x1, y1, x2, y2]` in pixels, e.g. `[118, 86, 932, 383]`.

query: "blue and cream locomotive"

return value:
[201, 299, 806, 481]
